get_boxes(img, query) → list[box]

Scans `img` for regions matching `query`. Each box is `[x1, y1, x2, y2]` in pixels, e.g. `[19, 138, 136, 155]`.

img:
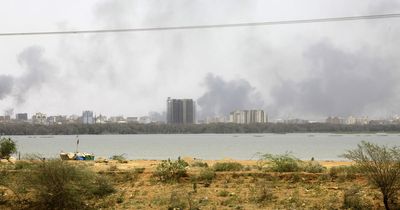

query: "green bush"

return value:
[26, 159, 115, 209]
[191, 161, 208, 168]
[342, 141, 400, 209]
[218, 190, 229, 197]
[153, 157, 189, 183]
[213, 162, 243, 171]
[259, 153, 300, 172]
[110, 154, 128, 163]
[91, 176, 116, 197]
[301, 161, 326, 173]
[0, 138, 17, 159]
[343, 186, 372, 210]
[197, 168, 216, 183]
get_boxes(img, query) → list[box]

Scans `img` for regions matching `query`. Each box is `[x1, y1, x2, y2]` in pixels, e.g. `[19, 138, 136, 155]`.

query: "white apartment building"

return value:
[32, 112, 47, 125]
[229, 110, 267, 124]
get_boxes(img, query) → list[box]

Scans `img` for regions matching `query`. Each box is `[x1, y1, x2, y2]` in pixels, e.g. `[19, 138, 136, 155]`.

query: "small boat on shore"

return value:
[60, 152, 95, 160]
[60, 135, 95, 160]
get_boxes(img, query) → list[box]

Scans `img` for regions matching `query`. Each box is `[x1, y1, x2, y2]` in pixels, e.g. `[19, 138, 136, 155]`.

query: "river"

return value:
[9, 133, 400, 160]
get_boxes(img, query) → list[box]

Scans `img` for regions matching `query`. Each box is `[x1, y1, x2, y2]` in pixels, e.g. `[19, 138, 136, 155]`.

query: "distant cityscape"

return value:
[1, 97, 400, 126]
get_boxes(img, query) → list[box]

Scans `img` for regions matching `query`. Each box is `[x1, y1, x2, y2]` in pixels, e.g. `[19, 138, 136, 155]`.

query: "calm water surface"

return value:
[10, 133, 400, 160]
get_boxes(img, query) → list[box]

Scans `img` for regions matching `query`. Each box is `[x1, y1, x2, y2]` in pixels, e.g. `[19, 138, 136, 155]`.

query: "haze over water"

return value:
[12, 133, 400, 160]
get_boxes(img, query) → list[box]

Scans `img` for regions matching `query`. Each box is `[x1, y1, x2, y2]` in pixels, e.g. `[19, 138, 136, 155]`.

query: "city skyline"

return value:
[0, 1, 400, 119]
[2, 105, 400, 125]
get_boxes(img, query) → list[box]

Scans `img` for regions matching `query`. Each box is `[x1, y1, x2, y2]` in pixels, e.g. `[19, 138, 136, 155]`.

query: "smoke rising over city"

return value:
[0, 75, 13, 100]
[0, 46, 55, 105]
[270, 41, 399, 118]
[197, 74, 264, 119]
[0, 0, 400, 120]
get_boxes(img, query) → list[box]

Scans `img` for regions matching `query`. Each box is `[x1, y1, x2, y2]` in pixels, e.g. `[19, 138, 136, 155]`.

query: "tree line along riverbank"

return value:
[1, 122, 400, 135]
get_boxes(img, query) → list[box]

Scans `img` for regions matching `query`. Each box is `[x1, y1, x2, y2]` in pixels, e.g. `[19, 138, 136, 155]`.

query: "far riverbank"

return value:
[2, 122, 400, 135]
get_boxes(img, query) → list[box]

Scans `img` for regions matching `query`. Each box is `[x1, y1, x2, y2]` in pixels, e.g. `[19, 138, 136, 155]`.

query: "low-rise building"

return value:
[127, 117, 138, 123]
[32, 113, 47, 125]
[326, 116, 345, 124]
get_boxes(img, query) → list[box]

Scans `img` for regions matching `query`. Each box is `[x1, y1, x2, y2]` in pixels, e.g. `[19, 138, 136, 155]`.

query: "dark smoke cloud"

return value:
[0, 75, 13, 100]
[0, 46, 55, 105]
[271, 41, 398, 117]
[197, 73, 264, 119]
[4, 108, 13, 117]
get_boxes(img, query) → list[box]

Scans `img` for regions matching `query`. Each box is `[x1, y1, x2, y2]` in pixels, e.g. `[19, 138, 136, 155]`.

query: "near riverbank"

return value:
[1, 158, 387, 209]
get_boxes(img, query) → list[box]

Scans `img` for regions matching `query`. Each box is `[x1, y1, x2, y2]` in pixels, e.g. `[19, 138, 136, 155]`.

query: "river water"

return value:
[9, 133, 400, 160]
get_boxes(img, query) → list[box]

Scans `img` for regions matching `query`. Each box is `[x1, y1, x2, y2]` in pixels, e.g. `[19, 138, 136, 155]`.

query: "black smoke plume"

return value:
[197, 73, 264, 120]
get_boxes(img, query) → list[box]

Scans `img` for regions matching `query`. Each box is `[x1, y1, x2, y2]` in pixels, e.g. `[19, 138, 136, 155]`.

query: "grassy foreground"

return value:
[0, 158, 394, 209]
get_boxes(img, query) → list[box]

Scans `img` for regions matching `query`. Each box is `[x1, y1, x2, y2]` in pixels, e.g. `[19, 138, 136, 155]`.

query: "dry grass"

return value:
[0, 159, 390, 209]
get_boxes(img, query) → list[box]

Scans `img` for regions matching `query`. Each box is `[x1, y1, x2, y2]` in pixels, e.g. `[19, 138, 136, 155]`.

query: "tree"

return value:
[0, 137, 17, 159]
[342, 141, 400, 210]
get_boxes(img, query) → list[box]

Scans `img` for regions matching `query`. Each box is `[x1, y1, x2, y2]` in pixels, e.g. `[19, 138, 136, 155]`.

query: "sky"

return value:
[0, 0, 399, 121]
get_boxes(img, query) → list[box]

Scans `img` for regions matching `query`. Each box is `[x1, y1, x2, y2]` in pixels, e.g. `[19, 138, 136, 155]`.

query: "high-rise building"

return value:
[16, 113, 28, 121]
[82, 111, 94, 124]
[229, 110, 267, 124]
[167, 97, 196, 124]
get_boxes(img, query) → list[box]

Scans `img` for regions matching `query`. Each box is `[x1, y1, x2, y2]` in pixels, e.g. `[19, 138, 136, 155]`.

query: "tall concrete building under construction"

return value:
[166, 97, 196, 124]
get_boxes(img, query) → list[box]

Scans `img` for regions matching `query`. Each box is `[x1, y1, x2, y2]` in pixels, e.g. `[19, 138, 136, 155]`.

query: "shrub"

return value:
[249, 180, 275, 205]
[168, 191, 187, 210]
[26, 159, 115, 209]
[218, 190, 229, 197]
[213, 162, 243, 171]
[90, 176, 116, 197]
[259, 153, 300, 172]
[301, 161, 326, 173]
[110, 154, 128, 163]
[134, 167, 145, 174]
[342, 141, 400, 210]
[0, 138, 17, 159]
[191, 161, 208, 168]
[153, 157, 189, 183]
[14, 161, 35, 170]
[343, 185, 372, 210]
[329, 165, 358, 181]
[194, 168, 216, 187]
[197, 168, 216, 183]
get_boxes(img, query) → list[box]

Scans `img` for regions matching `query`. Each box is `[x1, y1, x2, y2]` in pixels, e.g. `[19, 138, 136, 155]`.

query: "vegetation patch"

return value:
[0, 137, 17, 159]
[18, 159, 115, 209]
[342, 141, 400, 209]
[343, 185, 372, 210]
[259, 153, 301, 172]
[191, 161, 209, 168]
[213, 162, 243, 172]
[110, 154, 128, 163]
[153, 157, 189, 183]
[301, 161, 326, 173]
[197, 168, 216, 184]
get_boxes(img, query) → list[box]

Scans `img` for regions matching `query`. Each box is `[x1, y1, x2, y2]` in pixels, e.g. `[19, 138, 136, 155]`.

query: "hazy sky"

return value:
[0, 0, 399, 120]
